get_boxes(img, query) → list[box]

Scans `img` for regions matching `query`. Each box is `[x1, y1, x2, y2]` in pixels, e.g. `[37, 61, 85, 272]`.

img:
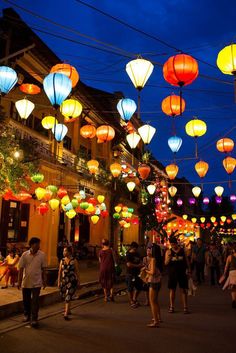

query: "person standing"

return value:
[0, 250, 19, 288]
[207, 243, 222, 286]
[192, 238, 206, 284]
[58, 246, 80, 320]
[99, 239, 115, 302]
[126, 242, 143, 308]
[18, 237, 47, 328]
[220, 243, 236, 308]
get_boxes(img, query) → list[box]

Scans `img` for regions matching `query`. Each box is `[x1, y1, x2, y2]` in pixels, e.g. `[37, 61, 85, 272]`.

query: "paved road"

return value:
[0, 280, 235, 353]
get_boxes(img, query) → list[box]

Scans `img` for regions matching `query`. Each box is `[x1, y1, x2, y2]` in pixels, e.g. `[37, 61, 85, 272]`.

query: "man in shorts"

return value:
[126, 242, 143, 308]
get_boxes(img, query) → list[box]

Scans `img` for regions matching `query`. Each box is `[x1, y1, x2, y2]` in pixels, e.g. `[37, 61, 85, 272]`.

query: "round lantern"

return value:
[61, 195, 70, 205]
[43, 73, 72, 108]
[215, 186, 224, 197]
[163, 54, 199, 87]
[223, 156, 236, 174]
[138, 164, 151, 180]
[215, 196, 222, 204]
[50, 63, 79, 88]
[31, 173, 44, 183]
[96, 125, 115, 143]
[185, 119, 207, 137]
[211, 216, 216, 223]
[177, 198, 183, 206]
[49, 198, 60, 211]
[60, 99, 82, 119]
[71, 199, 79, 208]
[91, 215, 99, 224]
[162, 95, 186, 116]
[192, 186, 201, 198]
[42, 116, 58, 130]
[110, 162, 122, 178]
[80, 202, 89, 210]
[189, 197, 196, 205]
[97, 195, 105, 203]
[168, 136, 182, 153]
[113, 213, 120, 220]
[165, 164, 179, 180]
[52, 124, 68, 142]
[203, 197, 210, 205]
[80, 124, 96, 139]
[182, 214, 188, 220]
[230, 195, 236, 202]
[15, 98, 35, 120]
[37, 202, 49, 215]
[232, 214, 236, 220]
[138, 124, 156, 145]
[87, 160, 99, 174]
[217, 44, 236, 74]
[20, 83, 41, 95]
[127, 181, 136, 192]
[35, 187, 46, 201]
[216, 138, 234, 153]
[147, 184, 156, 195]
[126, 58, 154, 90]
[57, 187, 68, 199]
[126, 132, 141, 149]
[168, 186, 177, 197]
[46, 185, 58, 194]
[0, 66, 18, 95]
[195, 161, 209, 178]
[117, 98, 137, 121]
[15, 191, 32, 202]
[66, 209, 76, 219]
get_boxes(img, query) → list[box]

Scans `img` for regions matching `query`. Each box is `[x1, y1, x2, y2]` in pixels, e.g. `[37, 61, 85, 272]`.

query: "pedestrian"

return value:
[142, 247, 152, 306]
[206, 243, 222, 286]
[98, 239, 115, 302]
[18, 237, 47, 328]
[220, 243, 236, 308]
[126, 242, 143, 308]
[58, 246, 80, 320]
[165, 236, 191, 314]
[192, 238, 206, 284]
[142, 244, 162, 328]
[0, 250, 19, 288]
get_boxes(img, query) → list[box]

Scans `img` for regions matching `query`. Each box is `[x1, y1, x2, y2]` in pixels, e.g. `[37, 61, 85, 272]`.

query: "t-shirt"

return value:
[19, 250, 47, 288]
[126, 251, 141, 276]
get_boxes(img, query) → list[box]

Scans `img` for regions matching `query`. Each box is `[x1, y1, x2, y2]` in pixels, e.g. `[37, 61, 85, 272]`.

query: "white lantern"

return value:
[214, 186, 224, 197]
[126, 58, 154, 90]
[127, 181, 136, 192]
[138, 124, 156, 145]
[147, 184, 156, 195]
[192, 186, 201, 198]
[126, 132, 141, 149]
[168, 186, 177, 197]
[15, 98, 35, 120]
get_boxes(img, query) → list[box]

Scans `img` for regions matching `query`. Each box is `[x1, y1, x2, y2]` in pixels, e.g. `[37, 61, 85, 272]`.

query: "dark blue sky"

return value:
[1, 0, 236, 198]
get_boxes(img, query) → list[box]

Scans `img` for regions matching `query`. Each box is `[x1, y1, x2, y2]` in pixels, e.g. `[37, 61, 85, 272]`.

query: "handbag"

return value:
[139, 269, 149, 283]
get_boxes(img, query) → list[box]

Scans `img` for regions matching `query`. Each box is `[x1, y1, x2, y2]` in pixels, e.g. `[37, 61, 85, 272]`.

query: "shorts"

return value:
[126, 275, 143, 292]
[168, 272, 188, 290]
[149, 282, 161, 291]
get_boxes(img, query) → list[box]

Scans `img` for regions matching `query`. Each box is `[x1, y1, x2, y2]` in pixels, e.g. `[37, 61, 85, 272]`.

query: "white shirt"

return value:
[19, 250, 47, 288]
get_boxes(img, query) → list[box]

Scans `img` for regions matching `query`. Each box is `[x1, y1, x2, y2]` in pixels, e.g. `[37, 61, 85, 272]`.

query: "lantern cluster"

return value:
[113, 204, 136, 228]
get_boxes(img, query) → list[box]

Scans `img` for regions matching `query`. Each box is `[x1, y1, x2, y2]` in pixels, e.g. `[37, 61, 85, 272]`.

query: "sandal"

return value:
[168, 307, 175, 313]
[147, 322, 159, 328]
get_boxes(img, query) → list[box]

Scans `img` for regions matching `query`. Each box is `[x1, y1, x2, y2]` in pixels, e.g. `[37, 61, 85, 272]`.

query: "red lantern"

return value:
[101, 210, 109, 218]
[87, 197, 97, 206]
[138, 164, 151, 180]
[57, 187, 68, 199]
[37, 202, 49, 215]
[96, 125, 115, 143]
[80, 124, 97, 139]
[20, 83, 41, 95]
[161, 94, 186, 117]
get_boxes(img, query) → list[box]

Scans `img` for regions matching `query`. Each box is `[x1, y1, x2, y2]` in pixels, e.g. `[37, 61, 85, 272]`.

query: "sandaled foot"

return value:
[184, 307, 190, 314]
[147, 322, 159, 328]
[168, 307, 174, 313]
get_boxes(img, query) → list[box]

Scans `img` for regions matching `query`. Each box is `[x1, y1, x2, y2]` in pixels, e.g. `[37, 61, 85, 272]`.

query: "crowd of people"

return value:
[0, 236, 236, 329]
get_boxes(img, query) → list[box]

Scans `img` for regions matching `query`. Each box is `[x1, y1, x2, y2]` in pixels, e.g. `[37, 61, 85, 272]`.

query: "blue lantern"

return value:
[43, 73, 72, 108]
[117, 98, 137, 121]
[64, 202, 73, 211]
[168, 136, 182, 153]
[52, 124, 68, 142]
[0, 66, 18, 95]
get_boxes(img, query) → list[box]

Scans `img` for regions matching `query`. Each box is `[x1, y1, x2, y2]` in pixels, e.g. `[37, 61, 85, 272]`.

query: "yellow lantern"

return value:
[231, 214, 236, 220]
[126, 132, 141, 149]
[35, 187, 46, 201]
[124, 222, 131, 228]
[217, 44, 236, 75]
[147, 184, 156, 195]
[211, 216, 216, 223]
[41, 116, 58, 129]
[192, 186, 201, 198]
[214, 186, 224, 197]
[168, 186, 177, 197]
[86, 204, 95, 213]
[87, 160, 99, 174]
[185, 118, 207, 137]
[127, 181, 136, 192]
[138, 124, 156, 145]
[200, 217, 206, 223]
[182, 214, 188, 220]
[195, 160, 209, 178]
[61, 195, 70, 205]
[191, 218, 197, 223]
[221, 216, 226, 223]
[66, 209, 76, 219]
[126, 58, 154, 90]
[60, 99, 82, 119]
[49, 198, 60, 211]
[15, 98, 35, 120]
[91, 215, 99, 224]
[110, 162, 122, 178]
[97, 195, 105, 203]
[114, 206, 122, 213]
[165, 164, 179, 180]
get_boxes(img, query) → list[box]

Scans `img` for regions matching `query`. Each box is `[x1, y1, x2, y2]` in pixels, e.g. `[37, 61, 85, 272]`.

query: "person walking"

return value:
[126, 242, 143, 308]
[0, 250, 19, 288]
[220, 243, 236, 308]
[99, 239, 115, 302]
[165, 236, 191, 314]
[18, 237, 47, 328]
[192, 238, 206, 284]
[58, 246, 80, 320]
[207, 243, 222, 286]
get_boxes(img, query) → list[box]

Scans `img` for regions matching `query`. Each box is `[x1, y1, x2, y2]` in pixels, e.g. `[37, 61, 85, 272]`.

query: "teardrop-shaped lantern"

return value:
[165, 164, 179, 180]
[50, 63, 79, 88]
[211, 216, 216, 223]
[147, 184, 156, 195]
[0, 66, 18, 95]
[162, 95, 186, 116]
[126, 132, 141, 149]
[80, 124, 97, 139]
[191, 218, 197, 224]
[43, 73, 72, 108]
[200, 217, 206, 223]
[66, 209, 77, 219]
[60, 99, 82, 119]
[42, 116, 58, 130]
[222, 156, 236, 174]
[127, 181, 136, 192]
[138, 124, 156, 145]
[168, 136, 182, 153]
[214, 186, 224, 197]
[110, 162, 122, 178]
[35, 187, 46, 201]
[91, 215, 99, 224]
[52, 124, 68, 142]
[182, 214, 188, 220]
[15, 98, 35, 120]
[96, 125, 115, 143]
[49, 198, 60, 211]
[117, 98, 137, 121]
[87, 160, 99, 174]
[216, 138, 234, 153]
[126, 58, 154, 90]
[168, 186, 177, 197]
[192, 186, 201, 198]
[138, 164, 151, 180]
[185, 118, 207, 137]
[195, 161, 209, 178]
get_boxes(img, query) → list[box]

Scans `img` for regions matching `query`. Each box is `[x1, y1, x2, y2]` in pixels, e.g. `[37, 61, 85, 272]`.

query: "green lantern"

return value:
[128, 208, 134, 213]
[80, 202, 89, 210]
[71, 198, 79, 208]
[46, 185, 58, 194]
[113, 213, 120, 219]
[31, 173, 44, 183]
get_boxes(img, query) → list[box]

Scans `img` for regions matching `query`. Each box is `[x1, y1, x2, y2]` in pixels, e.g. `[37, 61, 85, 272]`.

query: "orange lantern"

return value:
[15, 191, 32, 202]
[216, 138, 234, 153]
[223, 156, 236, 174]
[110, 162, 122, 178]
[161, 94, 186, 117]
[50, 63, 79, 88]
[96, 125, 115, 143]
[87, 160, 99, 174]
[80, 124, 97, 139]
[20, 83, 41, 95]
[165, 164, 179, 180]
[195, 161, 209, 178]
[138, 164, 151, 180]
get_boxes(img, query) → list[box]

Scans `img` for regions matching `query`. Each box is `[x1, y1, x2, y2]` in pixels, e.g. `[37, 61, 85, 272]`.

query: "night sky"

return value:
[1, 0, 236, 198]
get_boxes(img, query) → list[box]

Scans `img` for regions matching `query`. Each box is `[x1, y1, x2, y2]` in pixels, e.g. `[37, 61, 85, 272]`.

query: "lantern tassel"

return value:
[114, 180, 117, 191]
[137, 91, 141, 120]
[195, 137, 198, 159]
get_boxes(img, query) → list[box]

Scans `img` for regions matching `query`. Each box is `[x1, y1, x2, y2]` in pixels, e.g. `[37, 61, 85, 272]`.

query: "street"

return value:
[0, 279, 235, 353]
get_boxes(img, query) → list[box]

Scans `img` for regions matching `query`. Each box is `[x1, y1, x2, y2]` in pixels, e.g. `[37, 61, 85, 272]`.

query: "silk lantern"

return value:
[162, 94, 186, 117]
[217, 44, 236, 100]
[168, 186, 177, 197]
[127, 181, 136, 192]
[222, 156, 236, 174]
[37, 202, 49, 215]
[50, 63, 79, 88]
[165, 164, 179, 180]
[126, 58, 154, 90]
[87, 160, 99, 174]
[91, 215, 99, 224]
[43, 73, 72, 108]
[52, 124, 68, 142]
[110, 162, 122, 178]
[214, 186, 224, 197]
[20, 83, 40, 95]
[66, 209, 76, 219]
[31, 173, 44, 183]
[57, 187, 68, 199]
[138, 124, 156, 144]
[0, 66, 18, 94]
[216, 138, 234, 153]
[60, 99, 82, 119]
[49, 199, 60, 211]
[138, 164, 151, 180]
[117, 98, 137, 121]
[42, 116, 58, 130]
[15, 98, 35, 120]
[97, 195, 105, 203]
[185, 119, 207, 137]
[126, 132, 141, 149]
[192, 186, 201, 198]
[168, 136, 182, 153]
[195, 161, 209, 178]
[96, 125, 115, 143]
[80, 124, 96, 139]
[147, 184, 156, 195]
[35, 187, 46, 201]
